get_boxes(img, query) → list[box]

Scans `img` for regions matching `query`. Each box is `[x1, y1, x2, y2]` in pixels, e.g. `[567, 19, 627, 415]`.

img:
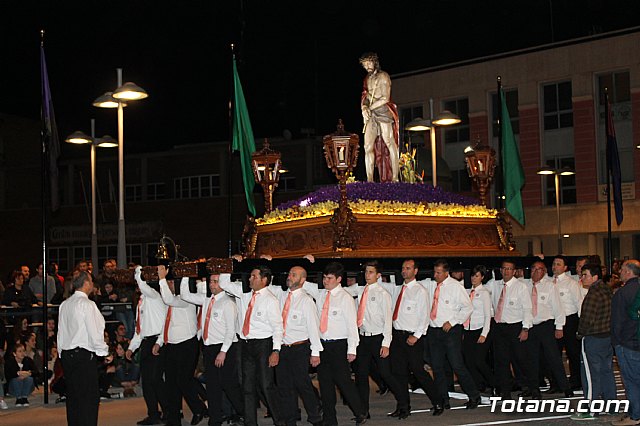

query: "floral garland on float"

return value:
[257, 181, 496, 226]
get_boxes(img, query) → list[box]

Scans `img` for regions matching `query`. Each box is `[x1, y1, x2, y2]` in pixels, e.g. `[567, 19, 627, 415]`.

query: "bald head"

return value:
[287, 266, 307, 290]
[621, 259, 640, 283]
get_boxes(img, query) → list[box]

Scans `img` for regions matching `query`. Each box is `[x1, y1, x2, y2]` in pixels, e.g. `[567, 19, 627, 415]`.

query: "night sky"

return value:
[1, 0, 637, 157]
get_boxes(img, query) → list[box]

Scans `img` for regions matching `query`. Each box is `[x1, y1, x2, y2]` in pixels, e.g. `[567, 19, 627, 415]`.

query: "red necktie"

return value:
[197, 307, 202, 332]
[282, 292, 293, 336]
[430, 283, 442, 321]
[464, 289, 475, 329]
[135, 297, 142, 335]
[494, 285, 506, 322]
[357, 285, 370, 328]
[319, 291, 330, 334]
[532, 284, 539, 317]
[203, 296, 215, 343]
[163, 306, 172, 343]
[392, 285, 406, 321]
[242, 292, 257, 337]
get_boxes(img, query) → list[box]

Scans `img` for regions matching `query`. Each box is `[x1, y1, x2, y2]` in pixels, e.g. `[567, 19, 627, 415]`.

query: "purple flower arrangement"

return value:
[275, 182, 480, 211]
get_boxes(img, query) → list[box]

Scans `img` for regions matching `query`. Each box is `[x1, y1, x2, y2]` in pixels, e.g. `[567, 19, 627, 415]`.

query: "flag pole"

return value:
[39, 29, 50, 405]
[227, 44, 235, 257]
[605, 89, 613, 276]
[496, 76, 504, 210]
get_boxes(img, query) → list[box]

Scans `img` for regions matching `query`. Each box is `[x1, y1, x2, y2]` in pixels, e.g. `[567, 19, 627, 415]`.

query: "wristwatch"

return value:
[272, 349, 280, 353]
[522, 328, 529, 332]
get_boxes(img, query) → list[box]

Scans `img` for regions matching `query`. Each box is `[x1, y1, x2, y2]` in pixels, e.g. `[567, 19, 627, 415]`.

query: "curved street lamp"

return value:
[536, 165, 575, 254]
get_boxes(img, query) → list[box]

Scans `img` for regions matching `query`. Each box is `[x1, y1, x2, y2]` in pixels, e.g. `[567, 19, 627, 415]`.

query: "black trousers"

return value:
[355, 334, 408, 412]
[462, 328, 495, 390]
[61, 348, 99, 426]
[241, 337, 282, 426]
[526, 320, 570, 394]
[318, 339, 365, 426]
[165, 336, 207, 424]
[390, 329, 441, 407]
[139, 335, 168, 419]
[492, 322, 530, 397]
[556, 313, 581, 388]
[203, 342, 244, 426]
[428, 325, 480, 400]
[275, 342, 321, 426]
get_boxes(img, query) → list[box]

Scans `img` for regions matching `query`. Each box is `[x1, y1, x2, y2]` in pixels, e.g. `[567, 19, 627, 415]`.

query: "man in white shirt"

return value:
[427, 259, 481, 409]
[485, 259, 533, 400]
[303, 262, 368, 426]
[270, 266, 323, 426]
[154, 266, 206, 426]
[181, 273, 244, 426]
[551, 255, 584, 391]
[220, 265, 283, 426]
[349, 261, 408, 418]
[57, 271, 109, 426]
[128, 266, 169, 426]
[384, 259, 443, 417]
[522, 261, 572, 399]
[126, 265, 168, 425]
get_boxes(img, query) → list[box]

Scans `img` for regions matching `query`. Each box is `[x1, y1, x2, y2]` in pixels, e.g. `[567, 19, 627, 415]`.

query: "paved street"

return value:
[0, 371, 629, 426]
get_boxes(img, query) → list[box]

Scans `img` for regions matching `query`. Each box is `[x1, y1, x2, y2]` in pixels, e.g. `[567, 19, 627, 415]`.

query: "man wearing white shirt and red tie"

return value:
[57, 271, 109, 426]
[383, 259, 443, 417]
[269, 266, 323, 426]
[302, 262, 368, 426]
[181, 273, 244, 426]
[220, 266, 283, 426]
[427, 259, 481, 409]
[128, 266, 169, 426]
[485, 259, 533, 400]
[523, 261, 572, 399]
[154, 266, 207, 426]
[348, 261, 409, 419]
[551, 255, 584, 391]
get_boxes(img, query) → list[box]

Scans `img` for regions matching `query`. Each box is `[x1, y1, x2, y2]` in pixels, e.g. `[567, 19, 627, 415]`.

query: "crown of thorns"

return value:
[359, 52, 379, 64]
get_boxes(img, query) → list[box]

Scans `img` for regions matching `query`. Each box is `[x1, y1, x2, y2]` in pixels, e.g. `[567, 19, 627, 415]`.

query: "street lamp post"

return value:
[405, 99, 461, 187]
[65, 121, 117, 271]
[93, 68, 147, 268]
[536, 165, 575, 254]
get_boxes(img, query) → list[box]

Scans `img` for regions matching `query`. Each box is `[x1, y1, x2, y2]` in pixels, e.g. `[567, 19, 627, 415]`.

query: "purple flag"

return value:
[41, 45, 60, 211]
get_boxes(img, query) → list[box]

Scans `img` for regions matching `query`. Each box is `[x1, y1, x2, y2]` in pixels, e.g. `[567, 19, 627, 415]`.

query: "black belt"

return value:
[282, 339, 310, 347]
[393, 329, 415, 334]
[321, 338, 346, 343]
[359, 332, 382, 337]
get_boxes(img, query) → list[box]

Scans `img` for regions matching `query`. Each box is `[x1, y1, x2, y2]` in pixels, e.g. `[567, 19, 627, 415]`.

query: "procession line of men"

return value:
[55, 257, 640, 426]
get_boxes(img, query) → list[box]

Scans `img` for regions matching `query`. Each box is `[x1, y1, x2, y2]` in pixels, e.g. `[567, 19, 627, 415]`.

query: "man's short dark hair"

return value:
[502, 259, 517, 268]
[403, 259, 419, 270]
[255, 265, 272, 285]
[582, 263, 602, 279]
[72, 271, 91, 290]
[472, 265, 487, 278]
[324, 262, 344, 278]
[576, 256, 588, 263]
[553, 255, 568, 267]
[434, 259, 449, 272]
[364, 260, 381, 274]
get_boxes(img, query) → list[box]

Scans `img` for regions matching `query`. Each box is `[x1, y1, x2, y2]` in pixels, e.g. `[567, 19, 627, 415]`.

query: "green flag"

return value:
[500, 87, 525, 225]
[232, 56, 257, 216]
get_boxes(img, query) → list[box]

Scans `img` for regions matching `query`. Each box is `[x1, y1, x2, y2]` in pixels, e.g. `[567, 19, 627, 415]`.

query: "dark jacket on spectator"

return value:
[578, 279, 612, 338]
[4, 354, 36, 382]
[611, 277, 640, 351]
[1, 285, 37, 308]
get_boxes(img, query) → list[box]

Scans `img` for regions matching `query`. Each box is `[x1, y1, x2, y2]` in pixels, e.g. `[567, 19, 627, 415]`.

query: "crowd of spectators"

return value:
[1, 259, 140, 409]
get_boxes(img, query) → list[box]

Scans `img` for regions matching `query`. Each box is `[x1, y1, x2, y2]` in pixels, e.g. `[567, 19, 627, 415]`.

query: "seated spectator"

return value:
[1, 271, 37, 310]
[49, 344, 66, 403]
[8, 316, 31, 355]
[37, 316, 57, 352]
[97, 282, 119, 306]
[28, 263, 56, 305]
[113, 341, 139, 397]
[22, 332, 43, 383]
[98, 332, 115, 399]
[4, 342, 35, 407]
[113, 322, 130, 346]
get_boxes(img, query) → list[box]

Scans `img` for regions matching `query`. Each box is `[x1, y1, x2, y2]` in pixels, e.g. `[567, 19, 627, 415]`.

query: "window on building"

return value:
[399, 105, 424, 133]
[443, 98, 470, 143]
[73, 246, 91, 268]
[48, 247, 70, 274]
[98, 245, 117, 268]
[279, 175, 297, 192]
[543, 81, 573, 130]
[125, 184, 142, 202]
[147, 183, 166, 200]
[174, 175, 220, 199]
[491, 90, 519, 136]
[596, 71, 633, 184]
[544, 157, 576, 205]
[127, 244, 143, 266]
[451, 169, 472, 192]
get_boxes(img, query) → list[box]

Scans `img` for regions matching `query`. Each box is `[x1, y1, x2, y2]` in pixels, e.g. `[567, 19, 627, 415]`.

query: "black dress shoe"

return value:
[354, 414, 368, 425]
[388, 409, 400, 418]
[518, 390, 533, 398]
[500, 392, 512, 400]
[564, 390, 575, 398]
[137, 417, 163, 425]
[191, 411, 205, 425]
[544, 387, 561, 394]
[466, 396, 481, 409]
[432, 405, 444, 416]
[443, 401, 451, 409]
[397, 409, 411, 420]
